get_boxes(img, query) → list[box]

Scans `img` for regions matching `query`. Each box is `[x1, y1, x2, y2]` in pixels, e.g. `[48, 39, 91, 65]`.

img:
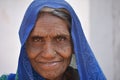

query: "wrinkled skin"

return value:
[26, 13, 73, 80]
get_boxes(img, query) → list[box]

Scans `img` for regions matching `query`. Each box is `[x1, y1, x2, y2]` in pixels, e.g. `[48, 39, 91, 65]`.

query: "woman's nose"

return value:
[40, 42, 56, 59]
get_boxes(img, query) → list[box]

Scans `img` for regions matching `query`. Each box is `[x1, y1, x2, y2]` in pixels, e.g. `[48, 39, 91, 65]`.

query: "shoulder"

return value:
[0, 74, 16, 80]
[0, 75, 8, 80]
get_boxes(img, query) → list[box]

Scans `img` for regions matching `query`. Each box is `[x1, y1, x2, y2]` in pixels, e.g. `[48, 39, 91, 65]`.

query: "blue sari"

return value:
[0, 0, 106, 80]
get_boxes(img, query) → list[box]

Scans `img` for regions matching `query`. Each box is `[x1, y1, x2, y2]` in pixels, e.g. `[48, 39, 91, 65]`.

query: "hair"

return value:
[38, 7, 72, 27]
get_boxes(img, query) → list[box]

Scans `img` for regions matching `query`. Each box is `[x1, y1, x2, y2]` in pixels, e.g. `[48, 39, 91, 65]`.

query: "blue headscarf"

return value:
[17, 0, 106, 80]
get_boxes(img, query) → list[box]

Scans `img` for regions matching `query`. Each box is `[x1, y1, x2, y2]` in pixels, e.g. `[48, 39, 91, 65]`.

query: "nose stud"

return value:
[54, 51, 57, 55]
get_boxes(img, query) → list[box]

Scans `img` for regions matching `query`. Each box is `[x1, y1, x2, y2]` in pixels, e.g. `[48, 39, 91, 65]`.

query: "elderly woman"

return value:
[0, 0, 106, 80]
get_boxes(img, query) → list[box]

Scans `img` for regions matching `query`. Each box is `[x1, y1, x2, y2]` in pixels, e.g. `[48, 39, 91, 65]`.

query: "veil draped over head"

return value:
[16, 0, 106, 80]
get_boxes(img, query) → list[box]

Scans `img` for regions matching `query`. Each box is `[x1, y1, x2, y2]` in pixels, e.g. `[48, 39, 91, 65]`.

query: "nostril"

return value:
[40, 49, 56, 59]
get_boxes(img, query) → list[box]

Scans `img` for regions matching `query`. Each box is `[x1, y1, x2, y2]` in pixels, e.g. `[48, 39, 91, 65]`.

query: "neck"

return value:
[45, 74, 66, 80]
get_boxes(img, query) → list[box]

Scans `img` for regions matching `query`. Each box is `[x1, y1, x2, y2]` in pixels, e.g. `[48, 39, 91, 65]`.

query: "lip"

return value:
[39, 61, 62, 63]
[38, 61, 62, 69]
[39, 61, 62, 65]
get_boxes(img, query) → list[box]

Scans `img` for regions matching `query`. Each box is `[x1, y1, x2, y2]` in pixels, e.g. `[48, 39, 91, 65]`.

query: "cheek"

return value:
[26, 43, 43, 59]
[55, 43, 73, 58]
[26, 47, 35, 59]
[55, 46, 72, 67]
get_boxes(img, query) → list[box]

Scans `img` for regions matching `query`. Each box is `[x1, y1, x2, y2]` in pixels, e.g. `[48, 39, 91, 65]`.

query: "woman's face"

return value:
[26, 13, 72, 80]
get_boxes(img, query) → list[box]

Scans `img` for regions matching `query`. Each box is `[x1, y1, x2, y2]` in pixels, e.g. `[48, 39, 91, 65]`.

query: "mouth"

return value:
[39, 61, 62, 65]
[38, 61, 62, 69]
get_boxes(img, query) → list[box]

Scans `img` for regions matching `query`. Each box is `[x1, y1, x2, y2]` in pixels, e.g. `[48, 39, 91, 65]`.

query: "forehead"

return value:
[30, 13, 70, 36]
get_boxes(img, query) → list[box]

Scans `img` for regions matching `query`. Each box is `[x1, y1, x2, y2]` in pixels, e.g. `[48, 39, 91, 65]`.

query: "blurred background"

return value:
[0, 0, 120, 80]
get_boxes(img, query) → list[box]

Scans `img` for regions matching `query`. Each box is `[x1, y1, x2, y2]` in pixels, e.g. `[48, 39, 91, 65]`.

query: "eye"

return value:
[32, 36, 44, 42]
[55, 36, 67, 42]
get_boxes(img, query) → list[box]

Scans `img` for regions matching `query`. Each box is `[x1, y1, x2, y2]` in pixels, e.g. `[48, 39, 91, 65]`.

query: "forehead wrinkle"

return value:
[31, 13, 71, 38]
[30, 28, 70, 38]
[49, 30, 70, 37]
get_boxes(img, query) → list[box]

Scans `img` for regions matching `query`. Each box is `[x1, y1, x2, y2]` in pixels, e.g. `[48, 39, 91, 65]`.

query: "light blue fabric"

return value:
[17, 0, 106, 80]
